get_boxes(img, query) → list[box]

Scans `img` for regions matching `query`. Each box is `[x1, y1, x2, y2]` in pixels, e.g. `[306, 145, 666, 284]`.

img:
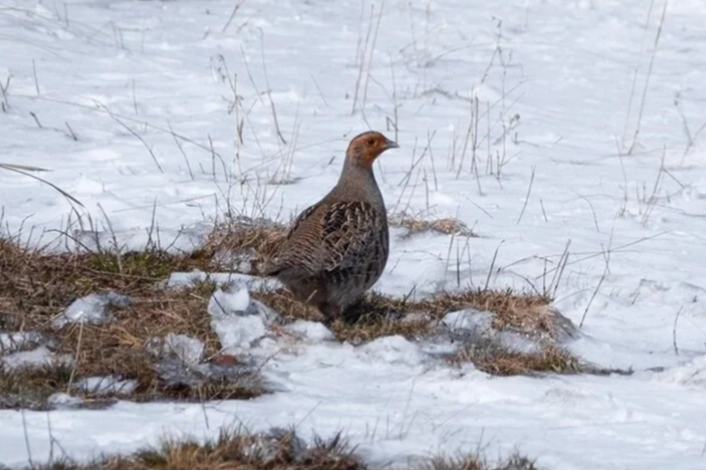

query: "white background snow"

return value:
[1, 0, 706, 468]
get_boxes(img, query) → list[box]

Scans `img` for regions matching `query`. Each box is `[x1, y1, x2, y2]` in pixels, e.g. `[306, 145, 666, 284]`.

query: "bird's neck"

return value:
[334, 160, 383, 204]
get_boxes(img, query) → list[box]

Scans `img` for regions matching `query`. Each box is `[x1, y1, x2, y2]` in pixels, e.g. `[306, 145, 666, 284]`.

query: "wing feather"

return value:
[269, 201, 387, 277]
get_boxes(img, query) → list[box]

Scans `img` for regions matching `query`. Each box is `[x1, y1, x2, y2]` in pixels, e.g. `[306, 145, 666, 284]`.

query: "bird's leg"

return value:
[317, 302, 342, 325]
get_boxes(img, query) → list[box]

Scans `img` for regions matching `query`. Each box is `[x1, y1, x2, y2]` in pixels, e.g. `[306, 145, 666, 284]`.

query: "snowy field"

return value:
[2, 0, 706, 468]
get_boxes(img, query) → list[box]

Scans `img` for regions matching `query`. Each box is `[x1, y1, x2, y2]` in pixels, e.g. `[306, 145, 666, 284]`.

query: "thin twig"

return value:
[32, 59, 40, 96]
[579, 242, 612, 328]
[260, 37, 287, 145]
[627, 0, 668, 155]
[0, 74, 11, 110]
[361, 2, 384, 114]
[550, 240, 571, 298]
[31, 95, 219, 156]
[672, 306, 683, 355]
[222, 0, 246, 33]
[516, 166, 535, 224]
[621, 0, 655, 150]
[0, 163, 84, 207]
[131, 79, 138, 115]
[168, 122, 194, 180]
[66, 322, 85, 393]
[65, 122, 78, 141]
[99, 103, 164, 173]
[484, 240, 504, 291]
[540, 198, 548, 222]
[21, 408, 34, 468]
[29, 111, 43, 128]
[351, 4, 375, 115]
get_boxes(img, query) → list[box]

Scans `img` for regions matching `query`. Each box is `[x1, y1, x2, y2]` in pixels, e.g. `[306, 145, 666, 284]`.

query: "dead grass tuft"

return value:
[203, 217, 287, 274]
[427, 450, 536, 470]
[41, 428, 365, 470]
[0, 363, 73, 410]
[450, 342, 585, 376]
[390, 213, 477, 238]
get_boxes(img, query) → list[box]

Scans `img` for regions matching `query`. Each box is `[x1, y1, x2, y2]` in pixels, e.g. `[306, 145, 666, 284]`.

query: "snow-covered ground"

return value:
[2, 0, 706, 468]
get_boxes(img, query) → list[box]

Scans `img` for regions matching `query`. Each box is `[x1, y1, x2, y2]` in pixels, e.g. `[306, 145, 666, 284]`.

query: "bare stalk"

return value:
[626, 0, 667, 155]
[32, 59, 40, 96]
[516, 166, 536, 224]
[222, 0, 246, 33]
[99, 103, 164, 173]
[351, 4, 375, 114]
[672, 306, 683, 355]
[260, 38, 287, 145]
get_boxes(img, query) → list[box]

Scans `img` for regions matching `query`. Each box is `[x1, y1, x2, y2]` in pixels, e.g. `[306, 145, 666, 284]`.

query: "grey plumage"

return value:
[264, 131, 398, 321]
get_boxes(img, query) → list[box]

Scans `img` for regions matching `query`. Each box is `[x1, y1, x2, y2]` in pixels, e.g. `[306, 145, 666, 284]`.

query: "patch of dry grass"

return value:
[337, 289, 552, 343]
[204, 217, 287, 274]
[252, 285, 556, 341]
[1, 209, 586, 406]
[42, 428, 364, 470]
[450, 342, 585, 376]
[0, 238, 266, 409]
[1, 363, 72, 410]
[390, 213, 477, 238]
[426, 450, 536, 470]
[254, 288, 553, 344]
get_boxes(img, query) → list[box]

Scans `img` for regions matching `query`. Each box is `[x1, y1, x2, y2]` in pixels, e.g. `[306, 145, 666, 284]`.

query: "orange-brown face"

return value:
[346, 131, 399, 168]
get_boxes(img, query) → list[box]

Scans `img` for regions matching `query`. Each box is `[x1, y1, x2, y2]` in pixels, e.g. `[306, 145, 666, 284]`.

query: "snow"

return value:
[442, 309, 493, 332]
[207, 286, 272, 353]
[1, 0, 706, 468]
[1, 346, 72, 370]
[53, 292, 131, 328]
[160, 333, 205, 366]
[285, 320, 335, 342]
[212, 313, 266, 353]
[0, 332, 43, 353]
[208, 286, 252, 316]
[442, 309, 541, 354]
[77, 376, 138, 396]
[167, 270, 280, 291]
[650, 354, 706, 387]
[47, 392, 83, 410]
[358, 335, 426, 367]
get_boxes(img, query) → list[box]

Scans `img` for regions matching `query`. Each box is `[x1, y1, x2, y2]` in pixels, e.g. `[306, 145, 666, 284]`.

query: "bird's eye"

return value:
[367, 138, 375, 145]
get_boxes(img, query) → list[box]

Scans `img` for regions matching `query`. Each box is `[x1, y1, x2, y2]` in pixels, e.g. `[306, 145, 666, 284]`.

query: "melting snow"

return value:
[77, 376, 138, 396]
[1, 346, 72, 370]
[53, 292, 131, 328]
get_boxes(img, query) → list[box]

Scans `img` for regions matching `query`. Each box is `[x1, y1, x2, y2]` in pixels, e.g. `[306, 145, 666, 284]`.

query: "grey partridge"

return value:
[264, 131, 398, 321]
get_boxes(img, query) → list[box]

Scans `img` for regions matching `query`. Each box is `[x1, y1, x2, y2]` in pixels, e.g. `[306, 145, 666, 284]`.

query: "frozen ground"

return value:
[1, 0, 706, 468]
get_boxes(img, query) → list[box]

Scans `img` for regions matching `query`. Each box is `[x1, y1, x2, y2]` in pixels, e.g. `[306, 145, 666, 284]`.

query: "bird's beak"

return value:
[384, 138, 399, 150]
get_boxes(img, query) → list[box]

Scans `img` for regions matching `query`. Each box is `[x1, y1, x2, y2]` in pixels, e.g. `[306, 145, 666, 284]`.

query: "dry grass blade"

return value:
[0, 163, 84, 207]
